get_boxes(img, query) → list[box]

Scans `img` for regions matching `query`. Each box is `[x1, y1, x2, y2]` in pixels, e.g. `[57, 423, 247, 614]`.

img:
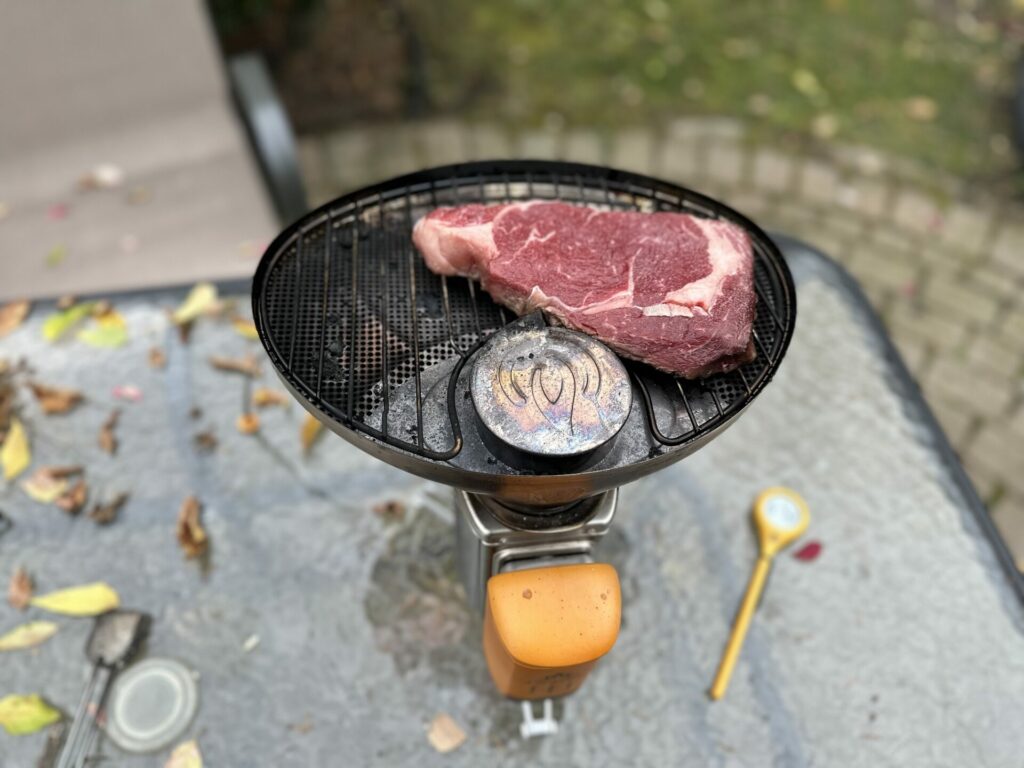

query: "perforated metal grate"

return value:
[254, 160, 796, 464]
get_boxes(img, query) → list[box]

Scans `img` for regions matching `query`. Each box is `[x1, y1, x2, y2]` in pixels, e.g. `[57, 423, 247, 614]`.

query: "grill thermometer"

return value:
[709, 487, 810, 701]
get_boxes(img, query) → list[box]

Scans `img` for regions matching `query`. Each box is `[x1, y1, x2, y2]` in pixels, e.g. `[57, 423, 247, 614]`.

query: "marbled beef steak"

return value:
[412, 201, 756, 378]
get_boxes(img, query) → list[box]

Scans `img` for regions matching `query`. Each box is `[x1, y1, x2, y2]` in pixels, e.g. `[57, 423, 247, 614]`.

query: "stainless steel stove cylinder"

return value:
[455, 489, 617, 613]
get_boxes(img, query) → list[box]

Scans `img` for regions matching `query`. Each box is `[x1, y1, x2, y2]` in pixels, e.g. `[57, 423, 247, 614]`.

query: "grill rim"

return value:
[252, 159, 797, 502]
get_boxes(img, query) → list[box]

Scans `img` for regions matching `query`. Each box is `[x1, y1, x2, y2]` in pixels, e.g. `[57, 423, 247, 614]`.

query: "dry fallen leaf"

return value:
[1, 418, 31, 480]
[127, 185, 151, 205]
[30, 582, 120, 616]
[45, 245, 67, 268]
[28, 381, 83, 414]
[77, 309, 128, 348]
[79, 163, 124, 190]
[791, 67, 824, 99]
[176, 495, 208, 559]
[253, 388, 289, 408]
[98, 409, 120, 454]
[172, 283, 219, 326]
[89, 492, 128, 526]
[0, 300, 30, 338]
[373, 500, 406, 524]
[194, 431, 218, 452]
[904, 96, 938, 122]
[287, 716, 315, 734]
[427, 713, 466, 754]
[233, 318, 260, 340]
[300, 413, 324, 456]
[148, 347, 167, 369]
[0, 621, 59, 652]
[209, 355, 260, 377]
[236, 412, 260, 435]
[56, 479, 88, 515]
[42, 302, 95, 342]
[0, 694, 61, 735]
[8, 567, 32, 610]
[21, 467, 70, 504]
[165, 739, 203, 768]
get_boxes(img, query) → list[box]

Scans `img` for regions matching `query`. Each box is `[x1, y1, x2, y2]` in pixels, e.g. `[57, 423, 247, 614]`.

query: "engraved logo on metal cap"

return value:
[472, 327, 632, 457]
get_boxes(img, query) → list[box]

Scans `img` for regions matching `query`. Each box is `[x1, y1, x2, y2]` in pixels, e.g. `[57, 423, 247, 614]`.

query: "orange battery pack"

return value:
[482, 562, 621, 700]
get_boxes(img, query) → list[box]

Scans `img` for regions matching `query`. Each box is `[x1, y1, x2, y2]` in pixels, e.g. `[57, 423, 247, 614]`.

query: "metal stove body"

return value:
[251, 160, 797, 703]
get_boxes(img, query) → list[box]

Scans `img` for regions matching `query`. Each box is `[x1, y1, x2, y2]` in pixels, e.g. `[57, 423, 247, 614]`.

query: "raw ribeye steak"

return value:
[412, 201, 756, 378]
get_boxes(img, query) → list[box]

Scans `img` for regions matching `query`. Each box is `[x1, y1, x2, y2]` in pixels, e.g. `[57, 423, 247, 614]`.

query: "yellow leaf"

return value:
[21, 467, 69, 503]
[77, 324, 128, 348]
[300, 413, 324, 456]
[172, 283, 218, 325]
[42, 302, 96, 342]
[2, 418, 31, 480]
[233, 318, 259, 339]
[253, 388, 289, 408]
[30, 582, 119, 616]
[0, 621, 59, 652]
[77, 309, 129, 347]
[0, 694, 61, 735]
[791, 68, 824, 99]
[165, 739, 203, 768]
[236, 412, 260, 435]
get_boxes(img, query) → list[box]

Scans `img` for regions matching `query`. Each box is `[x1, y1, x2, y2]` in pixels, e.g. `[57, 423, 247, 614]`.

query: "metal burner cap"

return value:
[471, 326, 632, 459]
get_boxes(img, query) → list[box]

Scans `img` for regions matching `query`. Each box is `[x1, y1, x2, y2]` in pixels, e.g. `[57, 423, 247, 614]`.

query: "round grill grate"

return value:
[253, 160, 796, 499]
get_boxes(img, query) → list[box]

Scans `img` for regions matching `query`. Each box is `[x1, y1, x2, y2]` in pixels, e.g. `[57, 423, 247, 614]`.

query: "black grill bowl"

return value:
[252, 160, 796, 506]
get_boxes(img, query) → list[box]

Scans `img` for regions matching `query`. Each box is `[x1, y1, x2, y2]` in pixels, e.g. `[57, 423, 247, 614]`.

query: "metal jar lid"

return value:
[471, 326, 632, 461]
[105, 658, 198, 754]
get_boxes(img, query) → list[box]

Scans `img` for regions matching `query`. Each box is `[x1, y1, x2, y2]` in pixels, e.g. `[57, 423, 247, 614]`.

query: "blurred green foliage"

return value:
[210, 0, 1019, 177]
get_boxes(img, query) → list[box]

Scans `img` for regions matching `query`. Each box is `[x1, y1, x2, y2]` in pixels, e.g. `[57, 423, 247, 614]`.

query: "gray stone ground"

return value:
[2, 250, 1022, 767]
[298, 116, 1024, 565]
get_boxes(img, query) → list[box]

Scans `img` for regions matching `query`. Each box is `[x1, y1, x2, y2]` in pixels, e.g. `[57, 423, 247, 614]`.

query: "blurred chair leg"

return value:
[229, 53, 309, 224]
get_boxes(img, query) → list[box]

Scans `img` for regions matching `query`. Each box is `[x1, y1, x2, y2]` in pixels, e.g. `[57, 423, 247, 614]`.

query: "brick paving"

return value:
[298, 117, 1024, 564]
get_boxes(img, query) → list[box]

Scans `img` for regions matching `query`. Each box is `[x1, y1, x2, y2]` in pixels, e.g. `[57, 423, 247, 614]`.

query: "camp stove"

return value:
[252, 160, 796, 701]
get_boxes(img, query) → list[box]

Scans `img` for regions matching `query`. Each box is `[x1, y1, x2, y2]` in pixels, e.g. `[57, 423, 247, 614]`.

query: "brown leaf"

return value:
[98, 409, 120, 454]
[0, 300, 30, 338]
[287, 716, 314, 734]
[252, 388, 289, 408]
[236, 413, 260, 435]
[904, 96, 938, 122]
[21, 467, 71, 503]
[47, 465, 83, 479]
[7, 567, 32, 610]
[209, 355, 260, 377]
[426, 714, 466, 753]
[56, 479, 88, 515]
[28, 381, 83, 415]
[373, 500, 406, 524]
[56, 295, 76, 310]
[89, 492, 128, 525]
[193, 431, 218, 452]
[176, 495, 208, 558]
[148, 347, 166, 369]
[300, 414, 324, 456]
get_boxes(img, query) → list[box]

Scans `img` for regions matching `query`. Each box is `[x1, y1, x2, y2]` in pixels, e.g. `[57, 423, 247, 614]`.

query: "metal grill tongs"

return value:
[55, 610, 149, 768]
